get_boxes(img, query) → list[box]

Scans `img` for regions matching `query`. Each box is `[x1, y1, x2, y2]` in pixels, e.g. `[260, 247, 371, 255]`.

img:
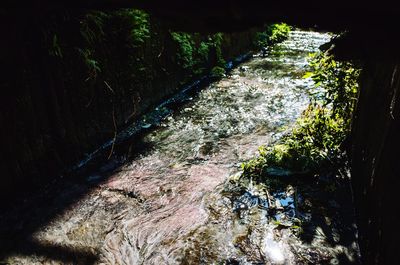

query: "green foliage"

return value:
[77, 48, 101, 80]
[197, 41, 210, 62]
[78, 9, 151, 81]
[171, 32, 195, 69]
[242, 48, 360, 178]
[255, 23, 291, 49]
[210, 66, 226, 78]
[266, 104, 346, 172]
[266, 23, 291, 44]
[212, 33, 226, 67]
[126, 9, 150, 46]
[171, 31, 228, 78]
[242, 106, 345, 178]
[304, 52, 360, 123]
[191, 40, 211, 75]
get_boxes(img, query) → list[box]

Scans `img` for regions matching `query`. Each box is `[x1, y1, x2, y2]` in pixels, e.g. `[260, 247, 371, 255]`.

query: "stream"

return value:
[3, 30, 360, 264]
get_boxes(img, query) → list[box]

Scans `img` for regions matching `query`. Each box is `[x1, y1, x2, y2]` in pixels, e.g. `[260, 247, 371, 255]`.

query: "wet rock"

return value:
[239, 66, 250, 72]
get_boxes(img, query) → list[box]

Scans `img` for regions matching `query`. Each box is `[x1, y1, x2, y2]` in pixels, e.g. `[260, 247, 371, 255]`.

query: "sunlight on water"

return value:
[101, 30, 333, 264]
[12, 30, 351, 265]
[95, 30, 333, 264]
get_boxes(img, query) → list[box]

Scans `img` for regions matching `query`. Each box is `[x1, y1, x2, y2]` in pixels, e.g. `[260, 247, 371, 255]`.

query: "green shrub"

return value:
[197, 41, 210, 62]
[242, 47, 360, 179]
[266, 23, 291, 45]
[211, 66, 226, 78]
[254, 23, 291, 49]
[304, 52, 360, 123]
[212, 33, 226, 67]
[78, 9, 151, 81]
[171, 32, 195, 69]
[126, 9, 150, 46]
[171, 32, 229, 78]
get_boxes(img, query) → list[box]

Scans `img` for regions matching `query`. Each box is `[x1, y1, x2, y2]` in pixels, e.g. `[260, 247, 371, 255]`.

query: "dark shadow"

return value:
[6, 239, 98, 265]
[0, 132, 155, 264]
[296, 176, 361, 264]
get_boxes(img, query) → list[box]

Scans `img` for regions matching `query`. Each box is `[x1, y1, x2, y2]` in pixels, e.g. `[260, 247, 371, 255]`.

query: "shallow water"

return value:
[4, 30, 360, 264]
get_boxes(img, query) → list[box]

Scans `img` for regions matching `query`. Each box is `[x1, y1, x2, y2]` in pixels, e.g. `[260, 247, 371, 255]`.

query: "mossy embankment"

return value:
[241, 42, 360, 182]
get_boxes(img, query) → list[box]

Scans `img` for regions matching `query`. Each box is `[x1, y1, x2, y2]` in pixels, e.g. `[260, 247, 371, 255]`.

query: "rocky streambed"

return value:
[1, 30, 360, 264]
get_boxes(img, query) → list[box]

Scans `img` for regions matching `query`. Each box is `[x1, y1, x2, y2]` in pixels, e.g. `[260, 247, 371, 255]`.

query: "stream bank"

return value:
[1, 30, 360, 264]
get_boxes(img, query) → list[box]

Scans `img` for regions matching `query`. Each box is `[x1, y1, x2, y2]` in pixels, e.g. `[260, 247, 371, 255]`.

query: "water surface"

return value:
[6, 30, 359, 264]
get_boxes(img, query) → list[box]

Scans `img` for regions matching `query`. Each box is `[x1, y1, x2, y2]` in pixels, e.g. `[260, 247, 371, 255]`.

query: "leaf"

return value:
[302, 72, 313, 79]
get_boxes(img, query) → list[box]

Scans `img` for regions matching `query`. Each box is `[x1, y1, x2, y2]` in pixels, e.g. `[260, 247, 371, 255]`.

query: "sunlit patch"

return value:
[263, 238, 286, 264]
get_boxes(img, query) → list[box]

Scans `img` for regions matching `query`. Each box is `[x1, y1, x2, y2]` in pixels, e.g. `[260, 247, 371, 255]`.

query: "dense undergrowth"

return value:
[48, 9, 241, 98]
[45, 8, 292, 96]
[169, 23, 291, 78]
[170, 32, 226, 78]
[242, 45, 360, 180]
[76, 11, 291, 85]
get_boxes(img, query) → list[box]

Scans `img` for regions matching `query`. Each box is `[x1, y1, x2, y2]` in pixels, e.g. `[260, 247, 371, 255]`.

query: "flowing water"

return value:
[3, 30, 360, 264]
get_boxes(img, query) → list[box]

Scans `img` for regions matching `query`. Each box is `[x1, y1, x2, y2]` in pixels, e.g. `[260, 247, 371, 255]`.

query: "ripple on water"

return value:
[100, 30, 336, 264]
[8, 30, 354, 265]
